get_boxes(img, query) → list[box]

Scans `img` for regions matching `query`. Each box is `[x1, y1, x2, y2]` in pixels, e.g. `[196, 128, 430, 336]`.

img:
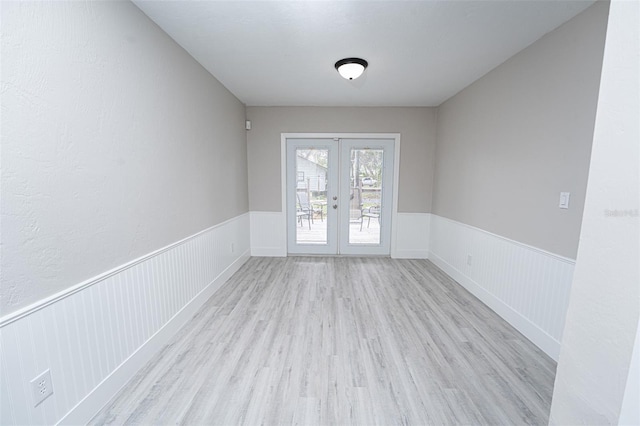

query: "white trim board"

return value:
[0, 213, 250, 425]
[429, 214, 576, 361]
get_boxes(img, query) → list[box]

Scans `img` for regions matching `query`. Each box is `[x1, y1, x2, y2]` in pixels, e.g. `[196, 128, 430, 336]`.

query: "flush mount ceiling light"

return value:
[335, 57, 368, 80]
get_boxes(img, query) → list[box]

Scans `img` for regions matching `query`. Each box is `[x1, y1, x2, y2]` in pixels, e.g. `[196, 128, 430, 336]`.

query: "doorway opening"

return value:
[283, 134, 399, 256]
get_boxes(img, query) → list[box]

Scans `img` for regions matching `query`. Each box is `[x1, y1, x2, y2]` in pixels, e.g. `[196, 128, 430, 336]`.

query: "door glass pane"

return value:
[348, 148, 383, 245]
[295, 148, 328, 244]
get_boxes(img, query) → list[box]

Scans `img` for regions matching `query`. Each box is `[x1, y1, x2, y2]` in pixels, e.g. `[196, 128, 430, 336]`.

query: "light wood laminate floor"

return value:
[92, 257, 556, 425]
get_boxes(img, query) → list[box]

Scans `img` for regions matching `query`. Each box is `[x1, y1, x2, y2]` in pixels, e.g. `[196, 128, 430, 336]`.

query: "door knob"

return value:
[332, 196, 337, 200]
[332, 204, 338, 209]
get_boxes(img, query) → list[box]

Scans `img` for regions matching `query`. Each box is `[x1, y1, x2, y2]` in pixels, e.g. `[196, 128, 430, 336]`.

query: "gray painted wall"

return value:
[1, 1, 248, 315]
[246, 107, 437, 213]
[432, 2, 608, 259]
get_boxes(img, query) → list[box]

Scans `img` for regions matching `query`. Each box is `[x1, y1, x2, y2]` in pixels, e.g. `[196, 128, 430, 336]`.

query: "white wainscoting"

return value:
[250, 211, 287, 257]
[429, 215, 575, 361]
[250, 211, 430, 258]
[392, 213, 430, 259]
[0, 213, 250, 425]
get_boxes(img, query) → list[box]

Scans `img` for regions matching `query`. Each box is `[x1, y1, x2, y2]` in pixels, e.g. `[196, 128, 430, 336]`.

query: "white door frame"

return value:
[281, 133, 401, 256]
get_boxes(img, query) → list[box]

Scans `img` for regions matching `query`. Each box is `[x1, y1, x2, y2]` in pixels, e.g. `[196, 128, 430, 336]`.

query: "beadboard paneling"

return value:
[250, 211, 430, 259]
[0, 213, 250, 425]
[392, 213, 430, 259]
[429, 214, 575, 360]
[250, 211, 287, 257]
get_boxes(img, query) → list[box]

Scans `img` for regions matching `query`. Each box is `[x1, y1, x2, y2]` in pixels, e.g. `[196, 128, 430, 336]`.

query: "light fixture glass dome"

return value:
[335, 58, 368, 80]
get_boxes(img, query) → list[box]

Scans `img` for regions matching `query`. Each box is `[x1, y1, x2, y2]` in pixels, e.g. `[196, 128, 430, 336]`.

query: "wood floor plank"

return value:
[91, 257, 556, 425]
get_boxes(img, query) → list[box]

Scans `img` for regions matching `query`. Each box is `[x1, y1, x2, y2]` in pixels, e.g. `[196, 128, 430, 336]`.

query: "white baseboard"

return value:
[429, 215, 575, 361]
[58, 251, 250, 425]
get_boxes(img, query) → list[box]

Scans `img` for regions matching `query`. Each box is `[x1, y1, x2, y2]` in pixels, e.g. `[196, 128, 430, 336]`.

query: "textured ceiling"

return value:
[133, 1, 595, 107]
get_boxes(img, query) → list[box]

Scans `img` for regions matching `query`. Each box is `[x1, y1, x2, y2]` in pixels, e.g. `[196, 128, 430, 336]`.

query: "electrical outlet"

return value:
[30, 369, 54, 407]
[467, 255, 473, 266]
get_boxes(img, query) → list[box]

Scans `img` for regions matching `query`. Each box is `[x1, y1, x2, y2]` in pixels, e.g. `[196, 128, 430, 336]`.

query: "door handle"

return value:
[332, 204, 338, 209]
[332, 196, 337, 201]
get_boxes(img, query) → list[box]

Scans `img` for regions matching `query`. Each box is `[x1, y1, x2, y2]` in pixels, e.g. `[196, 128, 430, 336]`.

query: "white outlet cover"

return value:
[31, 369, 54, 407]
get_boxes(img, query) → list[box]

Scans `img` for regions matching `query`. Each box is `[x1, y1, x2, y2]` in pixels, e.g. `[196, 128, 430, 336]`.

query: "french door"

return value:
[286, 137, 395, 255]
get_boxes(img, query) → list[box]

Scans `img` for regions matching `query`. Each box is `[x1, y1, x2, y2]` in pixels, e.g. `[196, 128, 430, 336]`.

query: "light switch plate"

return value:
[559, 192, 570, 209]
